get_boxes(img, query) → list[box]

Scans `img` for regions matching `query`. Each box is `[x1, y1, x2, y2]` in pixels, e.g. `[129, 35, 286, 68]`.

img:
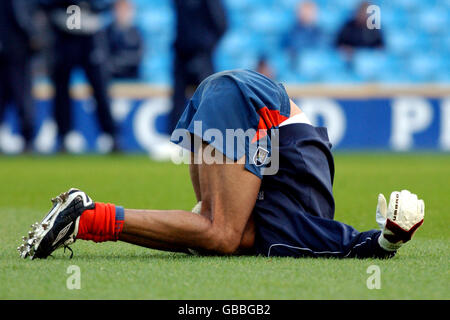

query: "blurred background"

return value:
[0, 0, 449, 156]
[138, 0, 450, 85]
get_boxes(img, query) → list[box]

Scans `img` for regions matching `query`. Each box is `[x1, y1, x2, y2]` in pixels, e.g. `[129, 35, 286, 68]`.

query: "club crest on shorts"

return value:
[253, 146, 269, 166]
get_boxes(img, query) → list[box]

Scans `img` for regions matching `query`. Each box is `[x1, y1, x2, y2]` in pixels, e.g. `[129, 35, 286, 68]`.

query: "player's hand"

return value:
[192, 201, 202, 214]
[376, 190, 425, 251]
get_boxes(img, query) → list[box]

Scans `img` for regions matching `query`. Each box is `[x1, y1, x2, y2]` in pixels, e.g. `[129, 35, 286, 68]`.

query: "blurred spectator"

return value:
[282, 1, 324, 67]
[107, 0, 143, 80]
[335, 1, 384, 57]
[40, 0, 118, 153]
[169, 0, 228, 134]
[256, 56, 275, 80]
[29, 9, 54, 80]
[0, 0, 42, 152]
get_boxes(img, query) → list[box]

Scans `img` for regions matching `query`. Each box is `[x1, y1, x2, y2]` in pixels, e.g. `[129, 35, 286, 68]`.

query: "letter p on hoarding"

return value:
[390, 97, 433, 151]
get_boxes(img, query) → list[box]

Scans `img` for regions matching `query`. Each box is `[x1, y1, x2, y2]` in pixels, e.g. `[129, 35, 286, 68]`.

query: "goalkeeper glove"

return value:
[376, 190, 425, 251]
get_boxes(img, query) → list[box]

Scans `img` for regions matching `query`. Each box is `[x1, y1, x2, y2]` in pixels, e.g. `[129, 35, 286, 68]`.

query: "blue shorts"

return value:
[171, 69, 290, 178]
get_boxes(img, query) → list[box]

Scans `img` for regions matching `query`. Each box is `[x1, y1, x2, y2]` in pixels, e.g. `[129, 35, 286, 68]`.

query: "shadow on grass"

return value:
[65, 252, 270, 262]
[50, 251, 387, 262]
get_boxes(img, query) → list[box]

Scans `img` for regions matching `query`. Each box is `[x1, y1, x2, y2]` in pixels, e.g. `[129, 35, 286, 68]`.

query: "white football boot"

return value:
[18, 188, 94, 259]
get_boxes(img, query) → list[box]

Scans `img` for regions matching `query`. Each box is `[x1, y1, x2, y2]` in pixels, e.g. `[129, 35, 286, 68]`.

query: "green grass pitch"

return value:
[0, 153, 449, 299]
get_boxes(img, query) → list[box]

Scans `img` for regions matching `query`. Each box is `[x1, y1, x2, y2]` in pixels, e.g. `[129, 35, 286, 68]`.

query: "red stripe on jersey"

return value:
[251, 106, 288, 143]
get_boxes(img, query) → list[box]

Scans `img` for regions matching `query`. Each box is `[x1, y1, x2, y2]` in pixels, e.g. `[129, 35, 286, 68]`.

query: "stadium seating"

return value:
[129, 0, 449, 85]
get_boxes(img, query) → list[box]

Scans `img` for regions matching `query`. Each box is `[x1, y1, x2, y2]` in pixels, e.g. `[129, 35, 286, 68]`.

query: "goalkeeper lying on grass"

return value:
[18, 70, 425, 259]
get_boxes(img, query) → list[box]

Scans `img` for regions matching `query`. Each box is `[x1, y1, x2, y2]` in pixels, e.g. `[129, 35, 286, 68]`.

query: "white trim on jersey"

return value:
[279, 112, 312, 127]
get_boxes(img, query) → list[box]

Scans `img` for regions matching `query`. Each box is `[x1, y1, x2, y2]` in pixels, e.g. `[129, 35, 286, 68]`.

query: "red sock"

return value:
[76, 203, 124, 242]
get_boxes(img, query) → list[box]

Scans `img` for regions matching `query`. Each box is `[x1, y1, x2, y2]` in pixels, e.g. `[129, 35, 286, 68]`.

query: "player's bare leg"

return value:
[18, 141, 260, 259]
[119, 143, 260, 254]
[187, 143, 256, 252]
